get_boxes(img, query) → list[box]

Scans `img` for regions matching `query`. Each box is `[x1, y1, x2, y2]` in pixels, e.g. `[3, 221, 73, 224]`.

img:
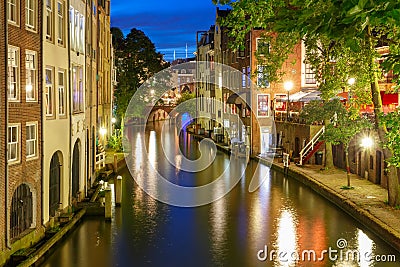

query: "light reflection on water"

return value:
[41, 122, 399, 267]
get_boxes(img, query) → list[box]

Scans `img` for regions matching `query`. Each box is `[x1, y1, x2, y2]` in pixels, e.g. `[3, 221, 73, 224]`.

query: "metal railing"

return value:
[299, 126, 325, 165]
[95, 151, 106, 169]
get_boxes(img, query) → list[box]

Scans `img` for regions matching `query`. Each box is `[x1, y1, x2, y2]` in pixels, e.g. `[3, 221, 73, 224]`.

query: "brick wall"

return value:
[5, 0, 43, 250]
[0, 0, 6, 254]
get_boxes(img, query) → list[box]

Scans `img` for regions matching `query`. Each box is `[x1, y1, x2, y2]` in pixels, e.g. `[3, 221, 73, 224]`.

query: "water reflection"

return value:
[275, 208, 298, 266]
[41, 121, 400, 267]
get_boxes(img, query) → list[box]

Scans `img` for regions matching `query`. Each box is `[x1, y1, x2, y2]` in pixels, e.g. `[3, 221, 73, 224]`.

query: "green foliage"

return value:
[300, 98, 372, 149]
[379, 107, 400, 168]
[175, 92, 196, 117]
[108, 129, 123, 152]
[111, 27, 170, 120]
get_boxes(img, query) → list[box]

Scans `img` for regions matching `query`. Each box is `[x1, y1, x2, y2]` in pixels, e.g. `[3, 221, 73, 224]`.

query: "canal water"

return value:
[41, 122, 399, 267]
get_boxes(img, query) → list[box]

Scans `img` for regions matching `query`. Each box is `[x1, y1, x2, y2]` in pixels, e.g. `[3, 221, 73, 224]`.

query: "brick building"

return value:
[1, 0, 45, 264]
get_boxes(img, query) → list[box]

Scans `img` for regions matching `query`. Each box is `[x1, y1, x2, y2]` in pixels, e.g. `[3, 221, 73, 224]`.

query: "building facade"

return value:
[1, 0, 45, 263]
[1, 0, 114, 264]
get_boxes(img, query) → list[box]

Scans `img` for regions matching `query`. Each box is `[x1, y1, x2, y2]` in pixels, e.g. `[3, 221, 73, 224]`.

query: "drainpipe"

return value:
[249, 30, 253, 156]
[40, 0, 45, 228]
[67, 0, 72, 212]
[4, 0, 11, 249]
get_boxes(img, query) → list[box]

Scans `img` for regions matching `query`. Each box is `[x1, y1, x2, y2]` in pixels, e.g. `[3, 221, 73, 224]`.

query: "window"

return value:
[10, 184, 33, 239]
[57, 1, 64, 45]
[58, 70, 66, 116]
[238, 46, 245, 58]
[256, 38, 270, 55]
[25, 0, 36, 29]
[242, 67, 246, 88]
[79, 14, 85, 53]
[8, 46, 20, 101]
[72, 66, 84, 113]
[46, 0, 53, 40]
[8, 0, 19, 24]
[45, 68, 54, 116]
[69, 7, 74, 48]
[305, 62, 316, 84]
[25, 51, 37, 101]
[26, 123, 37, 158]
[74, 11, 79, 51]
[247, 66, 251, 87]
[257, 65, 269, 88]
[8, 124, 19, 162]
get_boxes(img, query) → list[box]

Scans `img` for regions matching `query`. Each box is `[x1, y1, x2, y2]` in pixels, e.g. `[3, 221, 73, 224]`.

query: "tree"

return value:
[214, 0, 400, 206]
[379, 107, 400, 168]
[111, 27, 169, 124]
[302, 99, 372, 187]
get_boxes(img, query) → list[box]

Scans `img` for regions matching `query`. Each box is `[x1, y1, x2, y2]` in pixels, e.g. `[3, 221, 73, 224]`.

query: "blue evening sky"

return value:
[110, 0, 226, 62]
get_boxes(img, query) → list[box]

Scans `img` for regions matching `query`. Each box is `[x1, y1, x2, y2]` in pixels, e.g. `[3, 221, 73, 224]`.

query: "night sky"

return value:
[110, 0, 226, 62]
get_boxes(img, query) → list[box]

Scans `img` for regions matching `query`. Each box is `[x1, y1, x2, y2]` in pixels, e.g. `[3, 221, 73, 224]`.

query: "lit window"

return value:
[25, 0, 36, 29]
[69, 7, 74, 48]
[72, 66, 84, 113]
[46, 0, 53, 40]
[26, 51, 37, 101]
[79, 15, 85, 53]
[45, 68, 54, 116]
[257, 65, 270, 88]
[8, 46, 20, 101]
[57, 1, 64, 45]
[242, 67, 246, 88]
[8, 124, 19, 162]
[26, 123, 37, 158]
[58, 71, 66, 116]
[304, 62, 316, 84]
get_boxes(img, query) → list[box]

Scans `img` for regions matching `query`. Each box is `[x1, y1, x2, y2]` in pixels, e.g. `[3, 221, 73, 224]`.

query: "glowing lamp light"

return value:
[284, 81, 293, 92]
[111, 117, 116, 124]
[361, 137, 373, 148]
[99, 127, 107, 136]
[348, 77, 356, 86]
[150, 89, 155, 95]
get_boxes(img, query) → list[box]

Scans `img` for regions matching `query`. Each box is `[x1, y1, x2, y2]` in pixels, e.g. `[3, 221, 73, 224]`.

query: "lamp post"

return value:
[347, 77, 355, 103]
[284, 81, 293, 121]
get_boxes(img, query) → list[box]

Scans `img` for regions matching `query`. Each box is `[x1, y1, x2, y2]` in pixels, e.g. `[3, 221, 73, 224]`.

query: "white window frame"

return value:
[257, 65, 270, 88]
[46, 0, 53, 41]
[8, 0, 19, 25]
[8, 124, 20, 163]
[57, 1, 64, 45]
[58, 70, 66, 116]
[256, 38, 270, 55]
[79, 14, 85, 53]
[69, 7, 75, 49]
[25, 0, 36, 30]
[72, 65, 84, 113]
[26, 122, 38, 159]
[25, 50, 37, 102]
[8, 46, 20, 101]
[45, 67, 54, 117]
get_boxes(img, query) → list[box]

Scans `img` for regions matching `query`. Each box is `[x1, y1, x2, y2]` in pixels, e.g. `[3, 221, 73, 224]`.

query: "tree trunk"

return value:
[345, 148, 351, 187]
[368, 27, 400, 206]
[324, 119, 335, 169]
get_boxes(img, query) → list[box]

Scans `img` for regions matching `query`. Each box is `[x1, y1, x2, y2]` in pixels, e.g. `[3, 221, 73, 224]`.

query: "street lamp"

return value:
[347, 78, 355, 103]
[284, 81, 293, 121]
[361, 136, 373, 149]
